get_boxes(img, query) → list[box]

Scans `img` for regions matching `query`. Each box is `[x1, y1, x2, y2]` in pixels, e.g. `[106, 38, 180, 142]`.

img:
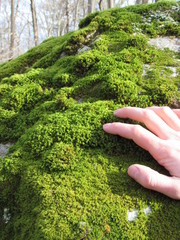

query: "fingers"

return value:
[104, 106, 180, 199]
[114, 107, 176, 139]
[147, 106, 180, 131]
[173, 109, 180, 119]
[128, 164, 180, 200]
[103, 122, 161, 157]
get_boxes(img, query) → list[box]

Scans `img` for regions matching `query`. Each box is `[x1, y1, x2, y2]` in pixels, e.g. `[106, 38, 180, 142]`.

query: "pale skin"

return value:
[103, 106, 180, 200]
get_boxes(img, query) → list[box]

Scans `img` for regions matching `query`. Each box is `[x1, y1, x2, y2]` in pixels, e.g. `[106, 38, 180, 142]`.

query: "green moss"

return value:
[75, 50, 103, 74]
[79, 12, 100, 29]
[0, 1, 180, 239]
[0, 34, 72, 80]
[65, 28, 96, 55]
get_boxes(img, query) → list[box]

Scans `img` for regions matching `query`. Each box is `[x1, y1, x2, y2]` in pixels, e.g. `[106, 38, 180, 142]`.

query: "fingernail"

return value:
[114, 110, 119, 116]
[103, 123, 112, 130]
[128, 166, 139, 180]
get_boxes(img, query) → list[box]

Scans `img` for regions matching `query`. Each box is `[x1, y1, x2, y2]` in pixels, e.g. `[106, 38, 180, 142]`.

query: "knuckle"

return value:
[171, 180, 180, 200]
[161, 106, 171, 114]
[143, 109, 153, 120]
[160, 144, 176, 159]
[160, 145, 170, 157]
[132, 125, 143, 136]
[153, 146, 175, 165]
[143, 174, 156, 189]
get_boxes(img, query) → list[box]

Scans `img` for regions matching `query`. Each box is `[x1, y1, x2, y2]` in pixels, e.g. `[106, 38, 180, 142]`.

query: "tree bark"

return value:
[107, 0, 114, 8]
[57, 17, 62, 36]
[30, 0, 39, 46]
[74, 0, 80, 30]
[88, 0, 95, 14]
[136, 0, 142, 4]
[83, 0, 86, 17]
[66, 0, 70, 33]
[0, 32, 2, 62]
[98, 0, 103, 11]
[10, 0, 15, 59]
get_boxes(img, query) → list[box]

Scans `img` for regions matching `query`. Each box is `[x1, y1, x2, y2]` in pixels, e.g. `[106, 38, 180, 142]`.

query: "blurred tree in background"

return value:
[0, 0, 157, 63]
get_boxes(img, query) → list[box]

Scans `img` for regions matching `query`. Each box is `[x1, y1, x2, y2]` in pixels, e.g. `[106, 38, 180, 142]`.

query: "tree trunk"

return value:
[98, 0, 103, 11]
[15, 0, 20, 19]
[107, 0, 114, 8]
[74, 0, 80, 30]
[88, 0, 95, 14]
[136, 0, 142, 4]
[30, 0, 39, 46]
[10, 0, 15, 59]
[57, 17, 62, 36]
[28, 22, 31, 49]
[83, 0, 86, 17]
[0, 32, 2, 62]
[66, 0, 70, 33]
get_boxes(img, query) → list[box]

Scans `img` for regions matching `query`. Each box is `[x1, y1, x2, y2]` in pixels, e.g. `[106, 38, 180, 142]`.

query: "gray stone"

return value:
[60, 52, 66, 58]
[142, 64, 150, 76]
[77, 45, 91, 54]
[3, 208, 11, 224]
[127, 209, 138, 222]
[143, 206, 152, 216]
[77, 98, 83, 103]
[167, 66, 177, 77]
[148, 37, 180, 53]
[0, 143, 13, 159]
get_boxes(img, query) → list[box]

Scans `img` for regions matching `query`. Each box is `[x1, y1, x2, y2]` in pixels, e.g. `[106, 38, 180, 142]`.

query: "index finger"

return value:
[114, 107, 175, 140]
[103, 122, 161, 159]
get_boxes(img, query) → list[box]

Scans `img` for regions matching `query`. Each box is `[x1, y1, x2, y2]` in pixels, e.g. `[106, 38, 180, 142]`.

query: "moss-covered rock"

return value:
[0, 1, 180, 239]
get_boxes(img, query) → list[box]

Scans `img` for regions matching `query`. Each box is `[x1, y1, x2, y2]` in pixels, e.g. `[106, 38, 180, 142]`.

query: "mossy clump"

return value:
[0, 1, 180, 239]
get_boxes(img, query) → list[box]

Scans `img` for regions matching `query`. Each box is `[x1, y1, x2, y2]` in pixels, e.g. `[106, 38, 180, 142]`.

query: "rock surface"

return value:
[0, 143, 12, 159]
[0, 2, 179, 239]
[148, 37, 180, 52]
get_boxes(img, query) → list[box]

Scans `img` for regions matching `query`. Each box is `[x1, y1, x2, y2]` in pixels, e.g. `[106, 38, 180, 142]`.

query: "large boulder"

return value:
[0, 1, 179, 239]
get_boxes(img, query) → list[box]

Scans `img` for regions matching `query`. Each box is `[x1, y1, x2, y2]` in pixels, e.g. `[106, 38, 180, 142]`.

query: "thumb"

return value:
[128, 164, 180, 200]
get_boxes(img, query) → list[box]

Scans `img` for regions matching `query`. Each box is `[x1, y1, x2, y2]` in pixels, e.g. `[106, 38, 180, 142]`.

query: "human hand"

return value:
[103, 106, 180, 199]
